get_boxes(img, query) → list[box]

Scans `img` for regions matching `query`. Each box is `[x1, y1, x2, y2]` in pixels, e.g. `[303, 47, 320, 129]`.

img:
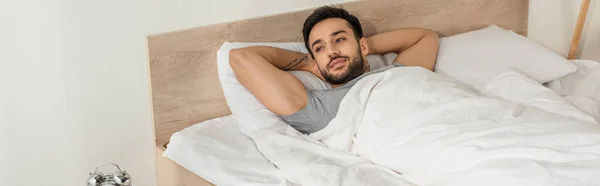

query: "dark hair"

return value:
[302, 6, 363, 58]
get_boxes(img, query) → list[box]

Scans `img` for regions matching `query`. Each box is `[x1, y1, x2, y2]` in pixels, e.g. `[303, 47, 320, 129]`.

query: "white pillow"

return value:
[546, 60, 600, 120]
[216, 41, 386, 133]
[432, 25, 577, 91]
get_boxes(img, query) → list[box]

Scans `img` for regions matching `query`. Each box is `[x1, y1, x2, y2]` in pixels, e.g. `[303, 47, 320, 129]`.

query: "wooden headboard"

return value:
[147, 0, 529, 148]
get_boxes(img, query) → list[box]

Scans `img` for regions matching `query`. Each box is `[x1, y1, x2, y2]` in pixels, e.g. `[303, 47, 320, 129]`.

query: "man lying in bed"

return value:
[230, 6, 440, 134]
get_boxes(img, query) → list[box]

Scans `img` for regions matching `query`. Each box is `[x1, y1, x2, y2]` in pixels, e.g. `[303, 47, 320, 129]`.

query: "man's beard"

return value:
[319, 48, 365, 85]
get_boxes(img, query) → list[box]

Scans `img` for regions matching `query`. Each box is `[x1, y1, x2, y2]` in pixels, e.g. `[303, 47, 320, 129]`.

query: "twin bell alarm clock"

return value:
[86, 163, 132, 186]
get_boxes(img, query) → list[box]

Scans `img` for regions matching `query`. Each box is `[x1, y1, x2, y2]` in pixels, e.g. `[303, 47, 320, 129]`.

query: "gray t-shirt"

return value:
[280, 63, 404, 134]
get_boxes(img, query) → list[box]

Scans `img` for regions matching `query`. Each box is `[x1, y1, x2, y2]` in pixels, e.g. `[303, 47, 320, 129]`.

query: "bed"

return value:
[148, 0, 598, 185]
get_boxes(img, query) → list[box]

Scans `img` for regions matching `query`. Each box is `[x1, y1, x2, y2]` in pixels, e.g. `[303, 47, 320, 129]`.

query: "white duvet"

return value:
[252, 67, 600, 186]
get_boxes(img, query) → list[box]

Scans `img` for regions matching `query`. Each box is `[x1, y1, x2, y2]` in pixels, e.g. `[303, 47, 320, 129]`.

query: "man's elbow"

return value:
[229, 48, 252, 71]
[229, 48, 243, 65]
[425, 30, 439, 71]
[423, 29, 439, 38]
[421, 29, 440, 46]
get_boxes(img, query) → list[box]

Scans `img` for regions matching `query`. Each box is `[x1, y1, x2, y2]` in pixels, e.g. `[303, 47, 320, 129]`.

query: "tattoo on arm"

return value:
[283, 55, 308, 70]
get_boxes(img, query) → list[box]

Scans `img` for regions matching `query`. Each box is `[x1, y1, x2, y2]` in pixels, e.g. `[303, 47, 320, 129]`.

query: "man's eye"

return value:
[315, 46, 324, 52]
[336, 38, 346, 43]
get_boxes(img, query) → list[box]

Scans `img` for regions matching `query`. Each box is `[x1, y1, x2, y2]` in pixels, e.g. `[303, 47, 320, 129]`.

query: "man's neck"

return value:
[331, 83, 344, 88]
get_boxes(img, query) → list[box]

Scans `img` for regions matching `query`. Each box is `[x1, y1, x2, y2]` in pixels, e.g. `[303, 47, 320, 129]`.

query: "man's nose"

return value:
[327, 45, 340, 58]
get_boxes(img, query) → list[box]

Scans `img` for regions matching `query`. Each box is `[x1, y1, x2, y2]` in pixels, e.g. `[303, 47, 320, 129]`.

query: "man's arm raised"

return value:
[229, 46, 318, 116]
[367, 28, 440, 71]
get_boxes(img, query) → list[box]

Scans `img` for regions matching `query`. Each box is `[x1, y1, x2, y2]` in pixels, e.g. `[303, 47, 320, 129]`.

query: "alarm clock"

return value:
[86, 163, 132, 186]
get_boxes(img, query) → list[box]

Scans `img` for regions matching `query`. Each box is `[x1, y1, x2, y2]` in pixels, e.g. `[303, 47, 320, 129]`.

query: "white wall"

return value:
[529, 0, 600, 61]
[2, 0, 599, 186]
[0, 0, 349, 186]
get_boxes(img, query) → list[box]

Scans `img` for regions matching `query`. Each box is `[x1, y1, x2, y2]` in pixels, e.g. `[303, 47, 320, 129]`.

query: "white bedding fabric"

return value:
[163, 116, 289, 186]
[165, 115, 415, 186]
[255, 67, 600, 186]
[310, 67, 600, 185]
[547, 60, 600, 120]
[165, 62, 600, 186]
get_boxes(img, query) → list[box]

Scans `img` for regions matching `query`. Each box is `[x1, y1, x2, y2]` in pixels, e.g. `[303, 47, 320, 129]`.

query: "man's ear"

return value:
[359, 37, 369, 55]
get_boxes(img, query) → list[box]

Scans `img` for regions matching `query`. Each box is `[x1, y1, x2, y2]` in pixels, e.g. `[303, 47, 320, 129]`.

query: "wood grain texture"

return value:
[155, 147, 215, 186]
[568, 0, 591, 59]
[148, 0, 528, 184]
[148, 0, 528, 148]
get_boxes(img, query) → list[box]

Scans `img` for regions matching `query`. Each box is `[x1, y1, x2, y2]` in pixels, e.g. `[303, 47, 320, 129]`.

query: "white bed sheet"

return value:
[164, 60, 600, 186]
[164, 114, 415, 186]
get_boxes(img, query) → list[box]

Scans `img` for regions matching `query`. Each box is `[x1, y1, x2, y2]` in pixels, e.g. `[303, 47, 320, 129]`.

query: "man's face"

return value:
[308, 18, 368, 85]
